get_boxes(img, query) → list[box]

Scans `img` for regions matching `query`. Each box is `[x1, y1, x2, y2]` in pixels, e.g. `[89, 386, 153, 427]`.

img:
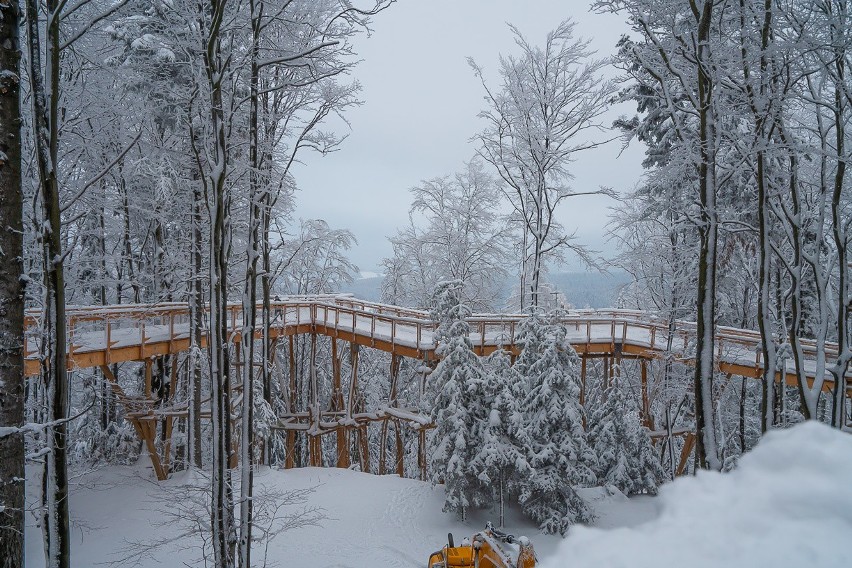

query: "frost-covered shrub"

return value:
[72, 413, 140, 466]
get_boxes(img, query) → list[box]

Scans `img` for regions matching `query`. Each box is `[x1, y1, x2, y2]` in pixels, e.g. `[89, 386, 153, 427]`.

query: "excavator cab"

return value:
[427, 524, 536, 568]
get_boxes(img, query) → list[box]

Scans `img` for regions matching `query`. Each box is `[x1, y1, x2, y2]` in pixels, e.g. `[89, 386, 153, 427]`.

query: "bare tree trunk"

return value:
[200, 0, 235, 562]
[26, 0, 71, 560]
[0, 2, 25, 562]
[238, 5, 262, 563]
[692, 0, 721, 471]
[188, 178, 203, 469]
[828, 3, 850, 428]
[118, 170, 139, 304]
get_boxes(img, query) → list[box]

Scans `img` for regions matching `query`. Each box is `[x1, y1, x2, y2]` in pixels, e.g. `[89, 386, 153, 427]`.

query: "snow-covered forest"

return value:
[0, 0, 851, 567]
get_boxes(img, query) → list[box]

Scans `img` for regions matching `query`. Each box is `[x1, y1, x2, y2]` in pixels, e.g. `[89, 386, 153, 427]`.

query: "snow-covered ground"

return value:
[544, 421, 852, 568]
[24, 422, 851, 567]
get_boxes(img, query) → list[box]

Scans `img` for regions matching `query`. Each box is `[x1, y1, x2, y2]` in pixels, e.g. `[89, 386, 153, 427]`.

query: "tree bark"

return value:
[0, 1, 25, 562]
[26, 0, 71, 562]
[692, 0, 722, 471]
[238, 3, 262, 563]
[201, 0, 235, 562]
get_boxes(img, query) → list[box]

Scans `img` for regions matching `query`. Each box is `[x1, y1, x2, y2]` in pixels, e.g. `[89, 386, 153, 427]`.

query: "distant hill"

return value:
[548, 271, 632, 309]
[340, 270, 631, 310]
[341, 275, 384, 302]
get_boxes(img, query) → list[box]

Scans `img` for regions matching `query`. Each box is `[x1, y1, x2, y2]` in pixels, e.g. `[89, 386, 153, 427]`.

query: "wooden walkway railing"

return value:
[23, 295, 849, 392]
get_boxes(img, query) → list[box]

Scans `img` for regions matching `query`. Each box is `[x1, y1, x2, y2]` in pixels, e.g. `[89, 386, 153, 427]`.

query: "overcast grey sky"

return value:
[293, 0, 646, 273]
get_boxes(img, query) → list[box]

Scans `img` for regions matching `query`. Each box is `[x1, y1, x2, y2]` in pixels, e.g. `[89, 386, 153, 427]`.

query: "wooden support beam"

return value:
[347, 344, 360, 418]
[305, 334, 322, 469]
[144, 359, 153, 399]
[379, 354, 401, 475]
[285, 431, 295, 469]
[394, 419, 404, 477]
[358, 425, 370, 474]
[331, 339, 342, 408]
[379, 419, 388, 475]
[162, 355, 181, 475]
[676, 432, 696, 476]
[418, 429, 427, 481]
[336, 429, 350, 469]
[288, 334, 297, 412]
[99, 364, 129, 400]
[328, 339, 351, 468]
[309, 431, 322, 468]
[135, 418, 166, 481]
[641, 359, 654, 429]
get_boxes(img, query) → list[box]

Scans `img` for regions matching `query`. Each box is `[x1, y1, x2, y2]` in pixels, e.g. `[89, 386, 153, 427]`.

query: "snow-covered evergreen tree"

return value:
[589, 381, 666, 496]
[471, 349, 531, 527]
[427, 281, 489, 520]
[519, 315, 596, 534]
[513, 310, 549, 379]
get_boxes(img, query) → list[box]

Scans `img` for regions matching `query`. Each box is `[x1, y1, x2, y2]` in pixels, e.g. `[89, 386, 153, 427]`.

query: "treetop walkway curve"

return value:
[23, 294, 851, 480]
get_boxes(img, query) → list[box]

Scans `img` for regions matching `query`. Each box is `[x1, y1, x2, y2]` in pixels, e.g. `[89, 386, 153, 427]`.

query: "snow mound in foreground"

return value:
[542, 421, 852, 568]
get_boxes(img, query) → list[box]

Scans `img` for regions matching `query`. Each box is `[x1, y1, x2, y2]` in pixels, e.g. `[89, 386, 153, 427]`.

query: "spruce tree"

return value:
[519, 316, 596, 534]
[628, 408, 667, 495]
[471, 349, 531, 527]
[427, 281, 489, 520]
[589, 381, 666, 496]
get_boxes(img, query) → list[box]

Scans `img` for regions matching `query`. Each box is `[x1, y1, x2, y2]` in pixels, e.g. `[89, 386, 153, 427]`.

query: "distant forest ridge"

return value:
[342, 271, 632, 310]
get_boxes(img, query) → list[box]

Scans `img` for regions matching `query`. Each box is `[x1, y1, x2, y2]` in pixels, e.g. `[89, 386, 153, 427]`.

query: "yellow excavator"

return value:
[427, 523, 536, 568]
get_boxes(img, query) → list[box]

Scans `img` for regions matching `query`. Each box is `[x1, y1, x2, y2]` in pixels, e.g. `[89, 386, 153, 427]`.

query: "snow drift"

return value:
[542, 421, 852, 568]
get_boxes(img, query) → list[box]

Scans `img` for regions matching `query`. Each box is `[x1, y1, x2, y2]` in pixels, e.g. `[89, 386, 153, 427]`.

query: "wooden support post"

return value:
[614, 345, 623, 383]
[135, 418, 166, 481]
[347, 343, 361, 470]
[379, 354, 400, 475]
[676, 432, 696, 476]
[580, 356, 587, 407]
[379, 418, 388, 475]
[348, 343, 360, 415]
[418, 429, 427, 481]
[230, 435, 239, 470]
[285, 336, 298, 467]
[168, 355, 179, 401]
[336, 427, 350, 469]
[309, 429, 322, 468]
[329, 339, 349, 468]
[331, 339, 341, 400]
[305, 334, 322, 468]
[394, 419, 404, 477]
[163, 415, 175, 477]
[358, 425, 370, 474]
[144, 359, 153, 399]
[162, 355, 181, 475]
[288, 335, 297, 411]
[285, 431, 295, 469]
[99, 364, 129, 400]
[641, 359, 653, 429]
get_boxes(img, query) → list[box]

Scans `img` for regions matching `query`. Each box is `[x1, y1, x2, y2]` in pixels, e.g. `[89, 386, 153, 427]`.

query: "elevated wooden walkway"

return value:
[23, 295, 849, 479]
[23, 294, 849, 391]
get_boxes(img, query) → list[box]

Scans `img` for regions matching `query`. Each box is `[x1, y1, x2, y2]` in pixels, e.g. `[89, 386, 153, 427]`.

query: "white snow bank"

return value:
[25, 462, 654, 567]
[542, 421, 852, 568]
